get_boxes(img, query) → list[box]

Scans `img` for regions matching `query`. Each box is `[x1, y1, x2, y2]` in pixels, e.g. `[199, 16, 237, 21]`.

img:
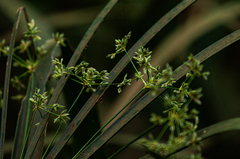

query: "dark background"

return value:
[1, 0, 240, 158]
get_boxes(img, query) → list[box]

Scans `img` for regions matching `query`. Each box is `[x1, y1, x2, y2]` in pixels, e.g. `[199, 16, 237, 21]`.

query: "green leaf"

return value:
[0, 7, 23, 159]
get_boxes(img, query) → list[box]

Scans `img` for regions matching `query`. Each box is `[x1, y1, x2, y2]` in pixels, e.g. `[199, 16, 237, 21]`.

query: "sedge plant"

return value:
[1, 1, 240, 159]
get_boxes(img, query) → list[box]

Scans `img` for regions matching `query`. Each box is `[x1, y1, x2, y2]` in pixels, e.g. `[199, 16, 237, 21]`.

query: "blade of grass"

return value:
[11, 73, 34, 159]
[24, 0, 120, 158]
[0, 7, 23, 159]
[45, 0, 197, 158]
[76, 29, 240, 158]
[10, 7, 35, 159]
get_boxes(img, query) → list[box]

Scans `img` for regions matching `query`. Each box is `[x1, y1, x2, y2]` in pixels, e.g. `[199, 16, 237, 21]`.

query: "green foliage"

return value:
[138, 52, 209, 157]
[52, 57, 109, 92]
[23, 19, 41, 41]
[107, 33, 175, 96]
[1, 1, 240, 159]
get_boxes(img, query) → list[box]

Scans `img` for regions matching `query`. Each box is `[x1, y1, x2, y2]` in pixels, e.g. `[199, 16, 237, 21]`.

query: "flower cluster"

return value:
[107, 32, 175, 94]
[185, 54, 210, 80]
[133, 46, 154, 73]
[29, 88, 70, 124]
[52, 58, 109, 92]
[52, 58, 66, 80]
[117, 74, 132, 93]
[24, 19, 41, 41]
[0, 20, 65, 95]
[52, 32, 66, 47]
[137, 54, 209, 158]
[29, 88, 48, 112]
[107, 32, 131, 59]
[53, 109, 70, 124]
[15, 40, 31, 53]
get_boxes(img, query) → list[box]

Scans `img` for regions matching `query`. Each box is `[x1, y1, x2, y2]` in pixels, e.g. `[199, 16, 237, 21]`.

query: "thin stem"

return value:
[162, 86, 179, 90]
[12, 54, 28, 67]
[20, 111, 37, 159]
[156, 122, 170, 141]
[69, 78, 83, 86]
[124, 49, 146, 86]
[184, 98, 192, 109]
[72, 87, 146, 158]
[108, 124, 158, 159]
[186, 73, 196, 86]
[41, 124, 62, 159]
[70, 77, 119, 86]
[26, 48, 33, 64]
[39, 108, 59, 117]
[68, 86, 85, 113]
[18, 71, 30, 79]
[20, 72, 34, 159]
[176, 122, 180, 136]
[26, 72, 34, 138]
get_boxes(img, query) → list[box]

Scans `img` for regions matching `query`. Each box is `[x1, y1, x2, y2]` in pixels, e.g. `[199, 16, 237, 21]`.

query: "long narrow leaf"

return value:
[24, 0, 120, 158]
[11, 75, 33, 159]
[45, 0, 197, 158]
[77, 29, 240, 158]
[10, 7, 32, 159]
[0, 7, 23, 159]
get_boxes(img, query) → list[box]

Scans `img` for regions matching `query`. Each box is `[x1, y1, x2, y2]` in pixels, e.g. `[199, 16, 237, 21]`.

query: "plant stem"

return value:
[20, 111, 37, 159]
[40, 108, 59, 117]
[26, 48, 33, 64]
[68, 86, 85, 113]
[108, 124, 158, 159]
[156, 122, 170, 141]
[20, 64, 35, 159]
[124, 49, 147, 86]
[41, 124, 62, 159]
[13, 54, 28, 67]
[176, 122, 180, 136]
[18, 71, 30, 79]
